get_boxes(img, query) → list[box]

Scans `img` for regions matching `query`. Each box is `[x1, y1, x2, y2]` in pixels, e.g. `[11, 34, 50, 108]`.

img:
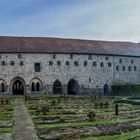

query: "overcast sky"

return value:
[0, 0, 140, 42]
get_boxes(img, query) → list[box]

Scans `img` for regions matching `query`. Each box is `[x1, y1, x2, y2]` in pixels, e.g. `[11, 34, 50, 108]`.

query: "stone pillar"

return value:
[26, 85, 30, 96]
[6, 86, 9, 95]
[89, 88, 93, 96]
[47, 85, 53, 95]
[43, 86, 46, 94]
[7, 86, 12, 96]
[62, 84, 67, 96]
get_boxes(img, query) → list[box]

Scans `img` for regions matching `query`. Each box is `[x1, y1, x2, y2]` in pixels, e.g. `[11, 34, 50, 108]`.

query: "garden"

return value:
[1, 95, 140, 140]
[0, 97, 15, 140]
[24, 95, 140, 140]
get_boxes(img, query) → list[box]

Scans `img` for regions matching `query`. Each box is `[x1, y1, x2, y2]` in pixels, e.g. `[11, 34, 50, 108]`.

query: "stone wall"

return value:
[0, 53, 139, 95]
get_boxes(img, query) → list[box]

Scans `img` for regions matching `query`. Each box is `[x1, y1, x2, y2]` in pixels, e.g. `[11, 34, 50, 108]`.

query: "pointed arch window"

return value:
[31, 82, 35, 91]
[36, 82, 40, 91]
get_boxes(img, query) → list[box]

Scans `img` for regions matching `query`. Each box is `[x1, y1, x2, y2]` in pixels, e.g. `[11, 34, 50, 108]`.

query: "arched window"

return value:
[1, 83, 5, 92]
[131, 59, 134, 64]
[119, 59, 122, 63]
[122, 66, 125, 71]
[30, 78, 42, 92]
[108, 62, 111, 67]
[128, 66, 131, 71]
[49, 61, 53, 66]
[53, 54, 56, 59]
[74, 61, 79, 66]
[66, 61, 70, 66]
[105, 56, 109, 60]
[103, 84, 109, 95]
[134, 66, 137, 71]
[31, 82, 35, 91]
[36, 82, 40, 91]
[10, 61, 15, 66]
[0, 79, 7, 92]
[100, 62, 104, 67]
[93, 61, 97, 67]
[57, 61, 61, 66]
[116, 65, 119, 71]
[84, 61, 87, 66]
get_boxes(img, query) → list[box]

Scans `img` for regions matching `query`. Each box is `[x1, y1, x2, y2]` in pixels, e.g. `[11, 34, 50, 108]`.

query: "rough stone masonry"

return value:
[0, 36, 139, 96]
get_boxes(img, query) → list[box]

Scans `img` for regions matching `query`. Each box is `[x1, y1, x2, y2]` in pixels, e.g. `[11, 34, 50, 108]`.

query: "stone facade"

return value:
[0, 53, 139, 96]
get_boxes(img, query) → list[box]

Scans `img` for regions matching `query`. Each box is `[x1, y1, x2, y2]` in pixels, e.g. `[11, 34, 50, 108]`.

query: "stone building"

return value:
[0, 36, 140, 96]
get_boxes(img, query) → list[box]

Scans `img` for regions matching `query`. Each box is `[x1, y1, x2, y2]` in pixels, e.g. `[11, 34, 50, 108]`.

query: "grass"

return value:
[0, 127, 13, 133]
[37, 116, 140, 129]
[84, 129, 140, 140]
[0, 98, 15, 134]
[0, 117, 13, 121]
[0, 111, 14, 114]
[32, 114, 86, 119]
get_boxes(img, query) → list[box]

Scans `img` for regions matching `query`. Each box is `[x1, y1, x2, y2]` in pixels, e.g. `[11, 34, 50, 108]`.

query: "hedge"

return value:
[111, 84, 140, 96]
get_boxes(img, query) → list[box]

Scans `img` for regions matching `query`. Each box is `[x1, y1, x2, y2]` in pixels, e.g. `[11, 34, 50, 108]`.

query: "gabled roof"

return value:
[0, 36, 139, 56]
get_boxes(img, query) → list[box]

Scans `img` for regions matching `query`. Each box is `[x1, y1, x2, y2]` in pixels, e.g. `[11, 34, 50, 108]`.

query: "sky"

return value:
[0, 0, 140, 42]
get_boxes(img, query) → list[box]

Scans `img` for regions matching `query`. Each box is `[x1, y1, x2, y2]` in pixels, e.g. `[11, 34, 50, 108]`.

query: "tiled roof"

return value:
[0, 36, 139, 56]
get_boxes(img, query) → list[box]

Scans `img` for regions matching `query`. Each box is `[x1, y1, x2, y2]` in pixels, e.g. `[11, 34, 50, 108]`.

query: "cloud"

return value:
[0, 0, 140, 42]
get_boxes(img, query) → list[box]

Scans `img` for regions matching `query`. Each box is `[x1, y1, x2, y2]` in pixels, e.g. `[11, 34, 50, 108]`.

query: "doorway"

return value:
[12, 80, 24, 95]
[68, 79, 79, 95]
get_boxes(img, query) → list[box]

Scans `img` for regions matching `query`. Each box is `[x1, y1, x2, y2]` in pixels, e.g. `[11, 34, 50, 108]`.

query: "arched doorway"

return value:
[13, 80, 24, 95]
[53, 80, 62, 95]
[103, 84, 109, 95]
[10, 77, 26, 95]
[68, 79, 79, 95]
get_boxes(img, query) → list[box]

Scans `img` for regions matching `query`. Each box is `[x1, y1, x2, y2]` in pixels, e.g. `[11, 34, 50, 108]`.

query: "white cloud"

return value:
[0, 0, 140, 42]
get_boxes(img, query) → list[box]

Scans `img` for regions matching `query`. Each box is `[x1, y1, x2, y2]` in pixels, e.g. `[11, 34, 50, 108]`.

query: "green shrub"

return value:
[87, 111, 96, 121]
[112, 84, 140, 96]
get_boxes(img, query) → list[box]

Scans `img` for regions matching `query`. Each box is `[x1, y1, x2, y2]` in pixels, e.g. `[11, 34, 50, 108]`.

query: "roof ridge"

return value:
[0, 36, 136, 44]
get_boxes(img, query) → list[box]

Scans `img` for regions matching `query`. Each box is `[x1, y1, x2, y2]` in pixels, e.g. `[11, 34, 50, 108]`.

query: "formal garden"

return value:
[24, 95, 140, 140]
[0, 97, 15, 140]
[1, 96, 140, 140]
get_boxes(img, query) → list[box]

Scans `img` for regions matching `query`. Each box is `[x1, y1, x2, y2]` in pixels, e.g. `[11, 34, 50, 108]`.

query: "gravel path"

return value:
[12, 98, 39, 140]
